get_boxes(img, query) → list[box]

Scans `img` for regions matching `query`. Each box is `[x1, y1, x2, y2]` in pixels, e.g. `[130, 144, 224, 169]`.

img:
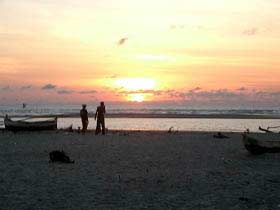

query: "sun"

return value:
[114, 78, 156, 90]
[113, 77, 157, 102]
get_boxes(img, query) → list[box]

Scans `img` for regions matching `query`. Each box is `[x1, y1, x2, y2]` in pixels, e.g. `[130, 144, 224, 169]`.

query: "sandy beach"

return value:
[1, 130, 280, 210]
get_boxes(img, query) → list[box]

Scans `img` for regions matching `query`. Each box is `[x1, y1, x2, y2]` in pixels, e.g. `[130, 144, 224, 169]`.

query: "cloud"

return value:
[1, 85, 12, 91]
[21, 85, 32, 90]
[243, 28, 258, 36]
[120, 89, 164, 96]
[78, 90, 97, 94]
[163, 87, 280, 107]
[255, 91, 280, 97]
[189, 87, 202, 93]
[57, 89, 74, 94]
[116, 89, 181, 98]
[167, 89, 238, 101]
[270, 92, 280, 97]
[118, 37, 128, 45]
[105, 74, 119, 79]
[183, 89, 240, 100]
[42, 84, 56, 90]
[237, 87, 247, 91]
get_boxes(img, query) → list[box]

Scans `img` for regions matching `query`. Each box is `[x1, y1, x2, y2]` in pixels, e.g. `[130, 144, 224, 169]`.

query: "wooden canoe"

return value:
[242, 133, 280, 155]
[4, 116, 57, 131]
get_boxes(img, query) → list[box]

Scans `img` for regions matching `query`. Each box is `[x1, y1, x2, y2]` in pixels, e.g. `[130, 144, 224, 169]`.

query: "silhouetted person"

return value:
[80, 104, 88, 134]
[95, 101, 106, 135]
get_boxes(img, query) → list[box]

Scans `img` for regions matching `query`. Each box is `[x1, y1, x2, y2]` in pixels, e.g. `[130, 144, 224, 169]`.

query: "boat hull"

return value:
[242, 133, 280, 155]
[4, 117, 57, 131]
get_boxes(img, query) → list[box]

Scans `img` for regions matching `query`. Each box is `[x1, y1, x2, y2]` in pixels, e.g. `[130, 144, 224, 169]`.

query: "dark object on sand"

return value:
[65, 124, 73, 132]
[213, 132, 229, 139]
[168, 126, 179, 134]
[49, 150, 74, 163]
[4, 115, 57, 131]
[239, 197, 249, 202]
[259, 126, 274, 133]
[168, 126, 174, 133]
[242, 133, 280, 155]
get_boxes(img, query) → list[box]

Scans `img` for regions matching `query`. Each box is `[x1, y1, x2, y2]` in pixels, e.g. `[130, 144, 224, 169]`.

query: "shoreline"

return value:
[0, 128, 242, 134]
[1, 116, 279, 133]
[1, 113, 280, 119]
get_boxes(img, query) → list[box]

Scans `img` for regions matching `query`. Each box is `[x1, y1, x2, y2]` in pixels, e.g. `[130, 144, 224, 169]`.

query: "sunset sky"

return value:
[1, 0, 280, 106]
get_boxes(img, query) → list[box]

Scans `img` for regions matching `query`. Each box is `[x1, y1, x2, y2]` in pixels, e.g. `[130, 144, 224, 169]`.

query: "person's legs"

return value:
[82, 120, 88, 133]
[95, 120, 101, 135]
[101, 120, 105, 135]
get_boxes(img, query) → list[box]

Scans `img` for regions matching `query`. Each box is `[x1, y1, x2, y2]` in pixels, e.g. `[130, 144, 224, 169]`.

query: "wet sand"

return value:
[2, 113, 280, 119]
[1, 130, 280, 210]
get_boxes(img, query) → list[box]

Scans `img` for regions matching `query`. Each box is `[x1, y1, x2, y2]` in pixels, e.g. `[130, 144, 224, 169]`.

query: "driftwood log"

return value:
[259, 126, 274, 133]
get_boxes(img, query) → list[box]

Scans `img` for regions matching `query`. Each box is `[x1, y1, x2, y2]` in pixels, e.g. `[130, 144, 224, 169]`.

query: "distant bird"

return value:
[118, 37, 128, 45]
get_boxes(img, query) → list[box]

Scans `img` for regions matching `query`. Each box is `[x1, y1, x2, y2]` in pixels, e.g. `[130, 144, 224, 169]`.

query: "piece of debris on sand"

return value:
[49, 150, 74, 163]
[213, 132, 230, 139]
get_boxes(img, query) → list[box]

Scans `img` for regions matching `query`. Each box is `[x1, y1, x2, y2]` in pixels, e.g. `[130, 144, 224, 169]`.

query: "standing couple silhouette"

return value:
[80, 102, 106, 135]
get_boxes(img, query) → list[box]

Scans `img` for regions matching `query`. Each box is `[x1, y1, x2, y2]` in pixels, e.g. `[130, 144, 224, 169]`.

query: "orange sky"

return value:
[0, 0, 280, 105]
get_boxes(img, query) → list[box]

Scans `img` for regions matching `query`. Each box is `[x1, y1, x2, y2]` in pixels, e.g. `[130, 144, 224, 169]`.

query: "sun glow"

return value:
[128, 93, 145, 102]
[114, 78, 156, 91]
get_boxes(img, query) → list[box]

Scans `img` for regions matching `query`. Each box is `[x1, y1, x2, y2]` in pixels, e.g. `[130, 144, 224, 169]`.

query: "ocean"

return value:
[1, 103, 280, 132]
